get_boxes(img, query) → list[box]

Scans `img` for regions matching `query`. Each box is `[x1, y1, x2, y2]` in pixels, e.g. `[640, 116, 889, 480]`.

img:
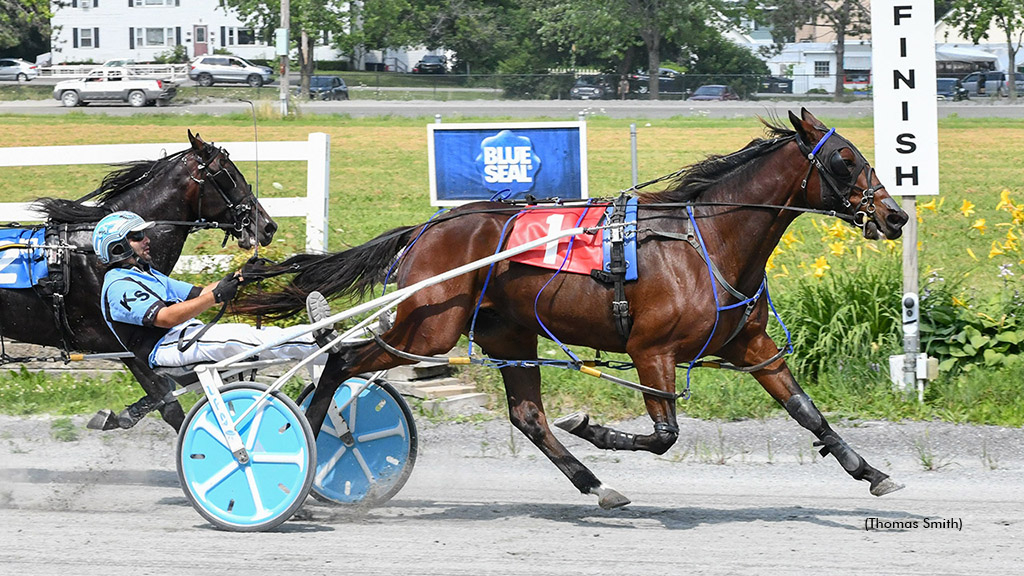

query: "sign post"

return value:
[871, 0, 939, 402]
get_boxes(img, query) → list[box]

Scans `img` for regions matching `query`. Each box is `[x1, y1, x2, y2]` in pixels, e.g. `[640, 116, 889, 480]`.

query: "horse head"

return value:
[789, 108, 909, 240]
[186, 130, 277, 249]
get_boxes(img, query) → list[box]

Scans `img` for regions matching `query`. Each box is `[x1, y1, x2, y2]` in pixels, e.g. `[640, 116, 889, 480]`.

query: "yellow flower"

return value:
[995, 189, 1015, 212]
[952, 295, 966, 307]
[773, 264, 790, 279]
[826, 221, 847, 240]
[781, 231, 799, 248]
[989, 242, 1005, 258]
[967, 247, 978, 261]
[971, 219, 987, 234]
[811, 256, 830, 278]
[856, 245, 862, 261]
[959, 199, 975, 218]
[829, 242, 845, 256]
[920, 198, 937, 212]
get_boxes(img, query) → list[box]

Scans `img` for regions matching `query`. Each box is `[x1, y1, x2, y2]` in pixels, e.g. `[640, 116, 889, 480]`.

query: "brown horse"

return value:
[239, 109, 909, 508]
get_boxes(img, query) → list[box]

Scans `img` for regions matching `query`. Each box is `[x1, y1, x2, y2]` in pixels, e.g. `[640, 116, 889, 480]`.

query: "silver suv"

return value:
[188, 55, 274, 87]
[960, 71, 1024, 97]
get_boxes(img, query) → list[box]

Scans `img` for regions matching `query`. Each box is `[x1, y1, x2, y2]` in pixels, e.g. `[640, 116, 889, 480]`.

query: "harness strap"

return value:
[589, 193, 633, 340]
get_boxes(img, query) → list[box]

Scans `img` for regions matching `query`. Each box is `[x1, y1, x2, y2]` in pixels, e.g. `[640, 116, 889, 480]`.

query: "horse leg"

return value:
[554, 354, 679, 455]
[87, 359, 184, 431]
[736, 333, 903, 496]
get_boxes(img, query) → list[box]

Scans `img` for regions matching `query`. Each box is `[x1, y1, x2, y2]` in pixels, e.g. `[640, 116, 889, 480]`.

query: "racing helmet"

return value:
[92, 211, 154, 264]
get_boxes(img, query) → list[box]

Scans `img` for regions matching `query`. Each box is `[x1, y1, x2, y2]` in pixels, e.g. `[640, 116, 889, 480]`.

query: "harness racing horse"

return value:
[239, 109, 909, 508]
[0, 131, 276, 431]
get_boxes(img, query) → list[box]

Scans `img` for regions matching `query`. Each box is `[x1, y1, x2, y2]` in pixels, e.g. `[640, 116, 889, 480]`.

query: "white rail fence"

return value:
[0, 132, 330, 272]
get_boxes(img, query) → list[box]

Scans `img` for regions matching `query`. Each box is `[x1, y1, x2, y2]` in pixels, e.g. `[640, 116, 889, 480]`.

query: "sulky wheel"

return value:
[297, 376, 417, 507]
[176, 383, 315, 532]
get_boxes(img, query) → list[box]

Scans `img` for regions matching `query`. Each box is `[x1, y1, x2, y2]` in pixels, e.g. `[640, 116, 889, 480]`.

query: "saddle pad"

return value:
[0, 228, 49, 288]
[506, 206, 606, 275]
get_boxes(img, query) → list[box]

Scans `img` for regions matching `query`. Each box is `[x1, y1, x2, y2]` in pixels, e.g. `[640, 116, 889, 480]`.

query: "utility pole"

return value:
[278, 0, 290, 116]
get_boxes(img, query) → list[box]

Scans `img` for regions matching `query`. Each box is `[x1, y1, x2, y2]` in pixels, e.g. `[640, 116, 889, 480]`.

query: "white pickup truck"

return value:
[52, 67, 177, 107]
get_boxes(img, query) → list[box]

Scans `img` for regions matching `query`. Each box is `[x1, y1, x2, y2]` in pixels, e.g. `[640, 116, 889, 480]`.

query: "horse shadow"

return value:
[313, 498, 914, 532]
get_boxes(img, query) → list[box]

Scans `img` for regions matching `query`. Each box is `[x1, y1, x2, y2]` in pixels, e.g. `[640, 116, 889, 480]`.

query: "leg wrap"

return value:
[592, 426, 637, 451]
[785, 393, 867, 479]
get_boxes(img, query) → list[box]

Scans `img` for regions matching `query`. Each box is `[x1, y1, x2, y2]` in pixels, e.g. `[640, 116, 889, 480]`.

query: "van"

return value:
[959, 71, 1024, 97]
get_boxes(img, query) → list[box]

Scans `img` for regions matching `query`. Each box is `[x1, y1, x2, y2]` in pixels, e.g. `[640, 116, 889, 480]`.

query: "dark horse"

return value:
[240, 110, 909, 507]
[0, 131, 276, 431]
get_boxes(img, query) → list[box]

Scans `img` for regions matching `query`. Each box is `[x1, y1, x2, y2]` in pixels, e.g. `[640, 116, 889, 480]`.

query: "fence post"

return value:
[306, 132, 330, 253]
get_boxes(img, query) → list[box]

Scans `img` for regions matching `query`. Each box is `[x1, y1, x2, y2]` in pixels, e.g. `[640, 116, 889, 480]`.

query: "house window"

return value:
[844, 70, 870, 84]
[227, 28, 257, 45]
[135, 27, 175, 47]
[80, 28, 94, 48]
[814, 61, 830, 77]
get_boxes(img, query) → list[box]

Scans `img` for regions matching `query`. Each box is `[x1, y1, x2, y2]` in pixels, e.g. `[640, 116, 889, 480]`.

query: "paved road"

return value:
[4, 96, 1024, 119]
[1, 413, 1021, 574]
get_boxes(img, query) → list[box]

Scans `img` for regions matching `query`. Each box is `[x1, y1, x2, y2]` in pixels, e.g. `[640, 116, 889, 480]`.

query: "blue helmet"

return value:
[92, 211, 154, 264]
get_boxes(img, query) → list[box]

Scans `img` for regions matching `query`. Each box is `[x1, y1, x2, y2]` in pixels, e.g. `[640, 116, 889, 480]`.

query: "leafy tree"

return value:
[1, 0, 55, 54]
[944, 0, 1023, 100]
[750, 0, 870, 100]
[223, 0, 343, 96]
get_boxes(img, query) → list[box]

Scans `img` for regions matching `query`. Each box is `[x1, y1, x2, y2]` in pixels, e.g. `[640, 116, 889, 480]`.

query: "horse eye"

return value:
[829, 151, 852, 179]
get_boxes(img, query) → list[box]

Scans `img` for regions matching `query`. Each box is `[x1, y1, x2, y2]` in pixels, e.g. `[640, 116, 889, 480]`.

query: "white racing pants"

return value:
[150, 320, 324, 367]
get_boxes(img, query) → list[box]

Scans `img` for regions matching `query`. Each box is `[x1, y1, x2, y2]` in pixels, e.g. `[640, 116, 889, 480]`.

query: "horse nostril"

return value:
[887, 212, 908, 227]
[265, 221, 279, 235]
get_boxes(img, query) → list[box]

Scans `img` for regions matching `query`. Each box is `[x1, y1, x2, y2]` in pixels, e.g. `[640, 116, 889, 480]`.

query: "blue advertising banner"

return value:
[428, 121, 588, 206]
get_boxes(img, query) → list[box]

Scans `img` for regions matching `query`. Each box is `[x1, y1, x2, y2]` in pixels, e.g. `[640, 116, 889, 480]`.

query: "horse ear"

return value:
[800, 107, 828, 130]
[789, 110, 815, 148]
[188, 129, 199, 149]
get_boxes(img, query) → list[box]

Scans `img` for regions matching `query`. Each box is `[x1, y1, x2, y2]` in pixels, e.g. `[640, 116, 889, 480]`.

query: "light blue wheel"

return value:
[298, 377, 417, 506]
[176, 383, 315, 531]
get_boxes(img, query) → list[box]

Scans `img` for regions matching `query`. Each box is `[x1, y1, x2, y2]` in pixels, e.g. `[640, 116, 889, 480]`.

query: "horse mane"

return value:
[640, 116, 797, 204]
[32, 148, 192, 224]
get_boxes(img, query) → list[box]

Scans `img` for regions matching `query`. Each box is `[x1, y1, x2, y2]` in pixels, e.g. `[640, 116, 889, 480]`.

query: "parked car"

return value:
[52, 67, 176, 107]
[305, 75, 349, 100]
[687, 84, 740, 101]
[628, 67, 686, 97]
[569, 74, 617, 100]
[0, 58, 39, 82]
[188, 55, 274, 87]
[959, 71, 1024, 97]
[936, 78, 968, 101]
[412, 55, 447, 74]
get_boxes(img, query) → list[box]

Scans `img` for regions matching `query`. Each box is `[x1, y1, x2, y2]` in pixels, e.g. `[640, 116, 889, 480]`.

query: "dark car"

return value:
[687, 84, 740, 101]
[412, 55, 447, 74]
[569, 74, 616, 100]
[307, 75, 349, 100]
[760, 76, 794, 94]
[936, 78, 968, 101]
[628, 67, 685, 97]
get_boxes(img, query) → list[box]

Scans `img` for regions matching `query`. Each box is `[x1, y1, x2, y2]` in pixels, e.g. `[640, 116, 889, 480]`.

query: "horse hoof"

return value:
[553, 411, 588, 434]
[87, 409, 120, 431]
[593, 485, 630, 509]
[870, 477, 905, 497]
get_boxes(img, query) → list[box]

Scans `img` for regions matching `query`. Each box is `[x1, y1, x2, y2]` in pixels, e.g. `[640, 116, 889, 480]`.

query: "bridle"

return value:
[185, 144, 257, 238]
[796, 127, 887, 231]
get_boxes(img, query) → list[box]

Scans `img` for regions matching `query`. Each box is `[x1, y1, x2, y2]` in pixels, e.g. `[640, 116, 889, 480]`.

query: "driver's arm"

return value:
[152, 278, 222, 328]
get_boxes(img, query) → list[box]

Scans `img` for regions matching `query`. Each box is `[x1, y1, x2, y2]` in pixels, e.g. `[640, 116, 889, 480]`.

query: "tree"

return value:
[223, 0, 346, 96]
[944, 0, 1023, 100]
[750, 1, 870, 100]
[1, 0, 54, 54]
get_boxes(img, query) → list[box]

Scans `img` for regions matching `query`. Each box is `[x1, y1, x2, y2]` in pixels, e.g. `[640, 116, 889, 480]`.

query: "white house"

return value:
[48, 0, 434, 69]
[50, 0, 285, 64]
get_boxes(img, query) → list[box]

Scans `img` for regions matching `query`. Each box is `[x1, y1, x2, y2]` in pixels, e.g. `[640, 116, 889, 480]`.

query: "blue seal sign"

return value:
[428, 121, 588, 206]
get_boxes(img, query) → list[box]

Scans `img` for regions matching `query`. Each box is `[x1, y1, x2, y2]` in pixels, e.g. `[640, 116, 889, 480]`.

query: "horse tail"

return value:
[234, 225, 418, 319]
[32, 197, 111, 224]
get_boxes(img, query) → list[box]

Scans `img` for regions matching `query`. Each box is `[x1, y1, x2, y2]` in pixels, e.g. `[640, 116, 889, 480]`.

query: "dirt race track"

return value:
[1, 412, 1021, 575]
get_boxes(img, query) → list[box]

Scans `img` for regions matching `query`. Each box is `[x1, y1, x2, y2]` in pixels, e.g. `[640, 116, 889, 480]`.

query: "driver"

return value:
[92, 210, 339, 368]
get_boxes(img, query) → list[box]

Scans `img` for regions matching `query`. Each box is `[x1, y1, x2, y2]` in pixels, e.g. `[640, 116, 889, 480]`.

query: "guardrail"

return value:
[0, 132, 330, 272]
